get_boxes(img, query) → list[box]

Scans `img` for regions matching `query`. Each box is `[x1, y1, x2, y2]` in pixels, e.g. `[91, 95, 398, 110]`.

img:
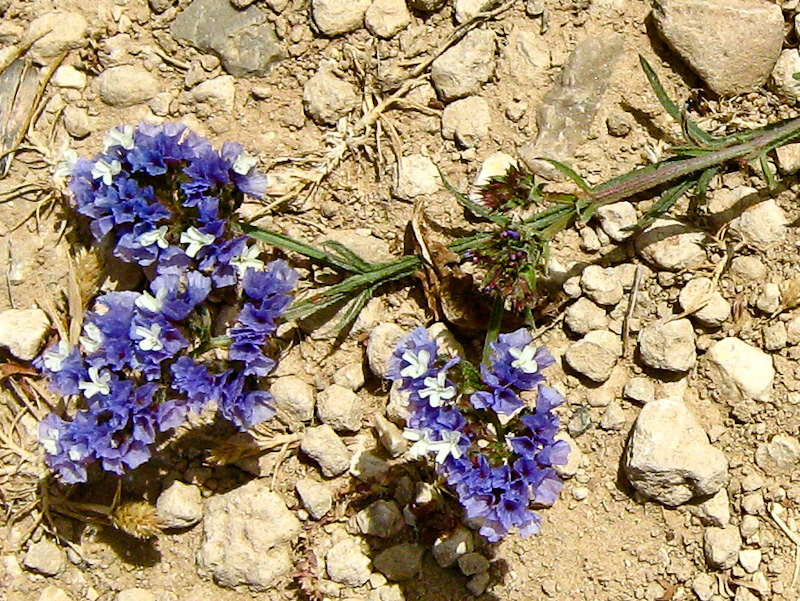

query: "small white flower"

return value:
[137, 225, 170, 249]
[67, 448, 83, 461]
[41, 427, 60, 455]
[53, 149, 79, 182]
[403, 428, 434, 458]
[103, 125, 135, 150]
[230, 244, 264, 276]
[419, 370, 456, 408]
[399, 349, 431, 379]
[509, 343, 539, 373]
[427, 430, 464, 464]
[232, 152, 259, 175]
[179, 226, 216, 258]
[133, 323, 164, 352]
[42, 341, 71, 372]
[79, 322, 103, 354]
[135, 287, 169, 313]
[78, 366, 112, 398]
[91, 158, 122, 185]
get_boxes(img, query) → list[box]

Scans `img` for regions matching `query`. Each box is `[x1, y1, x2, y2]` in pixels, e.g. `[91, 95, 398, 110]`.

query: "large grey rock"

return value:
[653, 0, 784, 96]
[197, 481, 300, 590]
[96, 65, 160, 107]
[624, 398, 728, 506]
[638, 319, 696, 372]
[0, 308, 49, 360]
[171, 0, 284, 77]
[312, 0, 372, 36]
[704, 337, 774, 402]
[431, 29, 496, 102]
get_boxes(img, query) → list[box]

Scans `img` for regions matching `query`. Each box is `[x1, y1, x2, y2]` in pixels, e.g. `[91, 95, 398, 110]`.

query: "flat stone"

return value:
[638, 319, 696, 372]
[52, 65, 86, 89]
[776, 141, 800, 175]
[303, 64, 359, 125]
[197, 482, 300, 590]
[97, 65, 160, 107]
[653, 0, 784, 96]
[312, 0, 372, 36]
[295, 477, 333, 520]
[300, 425, 352, 477]
[333, 363, 366, 390]
[623, 377, 655, 404]
[703, 525, 741, 570]
[156, 481, 203, 528]
[564, 330, 621, 383]
[694, 489, 731, 527]
[431, 29, 496, 102]
[171, 0, 284, 76]
[739, 549, 761, 573]
[63, 106, 91, 139]
[0, 308, 50, 360]
[635, 219, 706, 271]
[731, 199, 788, 249]
[624, 397, 728, 506]
[38, 587, 73, 601]
[23, 539, 65, 576]
[704, 337, 774, 402]
[373, 543, 424, 581]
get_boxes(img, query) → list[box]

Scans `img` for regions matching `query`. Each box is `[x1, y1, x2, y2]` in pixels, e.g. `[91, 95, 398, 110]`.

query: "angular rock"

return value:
[317, 384, 364, 431]
[156, 481, 203, 528]
[623, 377, 655, 404]
[430, 29, 496, 102]
[776, 141, 800, 175]
[755, 283, 781, 314]
[271, 375, 315, 427]
[441, 96, 491, 147]
[367, 322, 405, 378]
[300, 425, 352, 477]
[295, 477, 333, 520]
[467, 572, 490, 596]
[581, 265, 624, 306]
[374, 414, 407, 457]
[374, 543, 425, 581]
[565, 297, 609, 335]
[197, 482, 300, 590]
[171, 0, 284, 76]
[97, 65, 160, 107]
[333, 362, 366, 390]
[312, 0, 372, 36]
[599, 401, 626, 431]
[395, 158, 441, 205]
[653, 0, 784, 96]
[739, 549, 761, 573]
[187, 75, 235, 115]
[565, 330, 621, 383]
[730, 256, 766, 281]
[365, 0, 411, 38]
[350, 449, 390, 481]
[52, 65, 86, 89]
[638, 319, 696, 372]
[432, 526, 474, 567]
[704, 337, 774, 402]
[23, 539, 65, 576]
[694, 489, 731, 527]
[703, 525, 741, 570]
[303, 65, 359, 125]
[596, 201, 637, 241]
[755, 434, 800, 475]
[326, 538, 372, 586]
[0, 308, 50, 361]
[458, 552, 490, 575]
[731, 199, 788, 249]
[678, 277, 731, 328]
[354, 500, 405, 538]
[635, 219, 706, 271]
[772, 49, 800, 103]
[624, 397, 728, 506]
[387, 380, 411, 424]
[28, 12, 88, 63]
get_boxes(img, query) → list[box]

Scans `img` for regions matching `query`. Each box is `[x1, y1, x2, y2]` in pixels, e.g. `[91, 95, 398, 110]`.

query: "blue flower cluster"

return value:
[37, 123, 297, 484]
[388, 327, 570, 542]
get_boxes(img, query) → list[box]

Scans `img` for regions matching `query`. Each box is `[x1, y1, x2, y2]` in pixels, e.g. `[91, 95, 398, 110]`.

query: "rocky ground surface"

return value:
[5, 0, 800, 600]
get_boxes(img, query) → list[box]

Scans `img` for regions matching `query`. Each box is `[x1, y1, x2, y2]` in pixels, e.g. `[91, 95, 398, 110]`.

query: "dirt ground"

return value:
[4, 0, 800, 600]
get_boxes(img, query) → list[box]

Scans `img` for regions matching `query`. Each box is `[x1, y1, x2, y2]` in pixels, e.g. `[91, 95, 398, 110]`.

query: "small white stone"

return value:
[638, 319, 696, 372]
[636, 219, 705, 271]
[596, 201, 637, 241]
[156, 481, 204, 528]
[296, 478, 333, 520]
[271, 376, 316, 427]
[393, 154, 441, 200]
[52, 65, 86, 89]
[623, 377, 655, 404]
[333, 362, 366, 390]
[738, 548, 761, 573]
[441, 96, 491, 147]
[326, 538, 372, 586]
[704, 337, 774, 402]
[0, 308, 50, 360]
[755, 282, 781, 314]
[303, 64, 359, 125]
[771, 48, 800, 103]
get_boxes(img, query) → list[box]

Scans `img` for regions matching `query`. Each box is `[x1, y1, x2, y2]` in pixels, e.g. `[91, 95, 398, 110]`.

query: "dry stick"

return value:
[622, 264, 644, 350]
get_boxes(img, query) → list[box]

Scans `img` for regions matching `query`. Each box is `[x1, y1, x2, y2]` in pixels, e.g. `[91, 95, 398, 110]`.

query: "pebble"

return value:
[148, 92, 173, 117]
[678, 277, 731, 328]
[580, 265, 624, 306]
[393, 154, 441, 200]
[427, 322, 464, 358]
[454, 0, 489, 22]
[97, 64, 160, 107]
[373, 414, 407, 457]
[623, 377, 655, 404]
[430, 29, 496, 101]
[116, 589, 159, 601]
[703, 525, 741, 570]
[52, 65, 86, 89]
[564, 330, 622, 383]
[373, 543, 424, 581]
[326, 538, 372, 586]
[386, 380, 411, 424]
[295, 477, 333, 520]
[317, 384, 364, 431]
[365, 0, 411, 38]
[579, 228, 601, 253]
[441, 96, 491, 147]
[755, 434, 800, 475]
[624, 397, 728, 506]
[156, 481, 203, 528]
[333, 362, 366, 390]
[187, 75, 235, 115]
[28, 12, 88, 63]
[303, 65, 359, 125]
[432, 526, 474, 567]
[741, 472, 764, 492]
[776, 141, 800, 175]
[637, 318, 696, 372]
[730, 256, 767, 281]
[271, 375, 315, 427]
[606, 113, 632, 137]
[23, 539, 65, 576]
[567, 407, 592, 437]
[171, 0, 284, 76]
[300, 425, 352, 477]
[695, 489, 730, 527]
[564, 298, 609, 335]
[755, 283, 781, 314]
[653, 0, 784, 96]
[408, 0, 446, 11]
[595, 201, 637, 241]
[350, 450, 390, 481]
[740, 492, 764, 515]
[731, 199, 788, 249]
[458, 553, 490, 575]
[740, 515, 760, 539]
[197, 482, 299, 590]
[572, 487, 589, 501]
[637, 219, 706, 273]
[771, 49, 800, 103]
[312, 0, 372, 36]
[0, 308, 50, 361]
[704, 337, 774, 402]
[467, 572, 491, 596]
[763, 321, 787, 351]
[354, 500, 405, 538]
[38, 587, 73, 601]
[367, 323, 406, 378]
[599, 401, 626, 431]
[692, 572, 715, 601]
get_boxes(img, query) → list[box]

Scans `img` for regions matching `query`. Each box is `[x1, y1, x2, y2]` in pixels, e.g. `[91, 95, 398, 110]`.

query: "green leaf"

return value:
[321, 241, 373, 273]
[245, 224, 329, 262]
[631, 178, 695, 232]
[758, 153, 777, 190]
[693, 166, 717, 207]
[438, 166, 509, 227]
[458, 359, 483, 394]
[536, 158, 591, 194]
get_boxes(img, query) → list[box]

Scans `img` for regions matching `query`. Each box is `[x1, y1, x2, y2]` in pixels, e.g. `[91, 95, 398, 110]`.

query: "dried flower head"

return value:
[111, 501, 162, 539]
[477, 164, 538, 213]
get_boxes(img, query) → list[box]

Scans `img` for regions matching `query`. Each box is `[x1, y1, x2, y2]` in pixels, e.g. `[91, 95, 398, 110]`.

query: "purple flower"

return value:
[387, 327, 438, 385]
[485, 329, 555, 390]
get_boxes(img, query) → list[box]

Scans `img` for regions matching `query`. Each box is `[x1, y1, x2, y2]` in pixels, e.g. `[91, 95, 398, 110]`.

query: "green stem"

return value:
[483, 296, 505, 364]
